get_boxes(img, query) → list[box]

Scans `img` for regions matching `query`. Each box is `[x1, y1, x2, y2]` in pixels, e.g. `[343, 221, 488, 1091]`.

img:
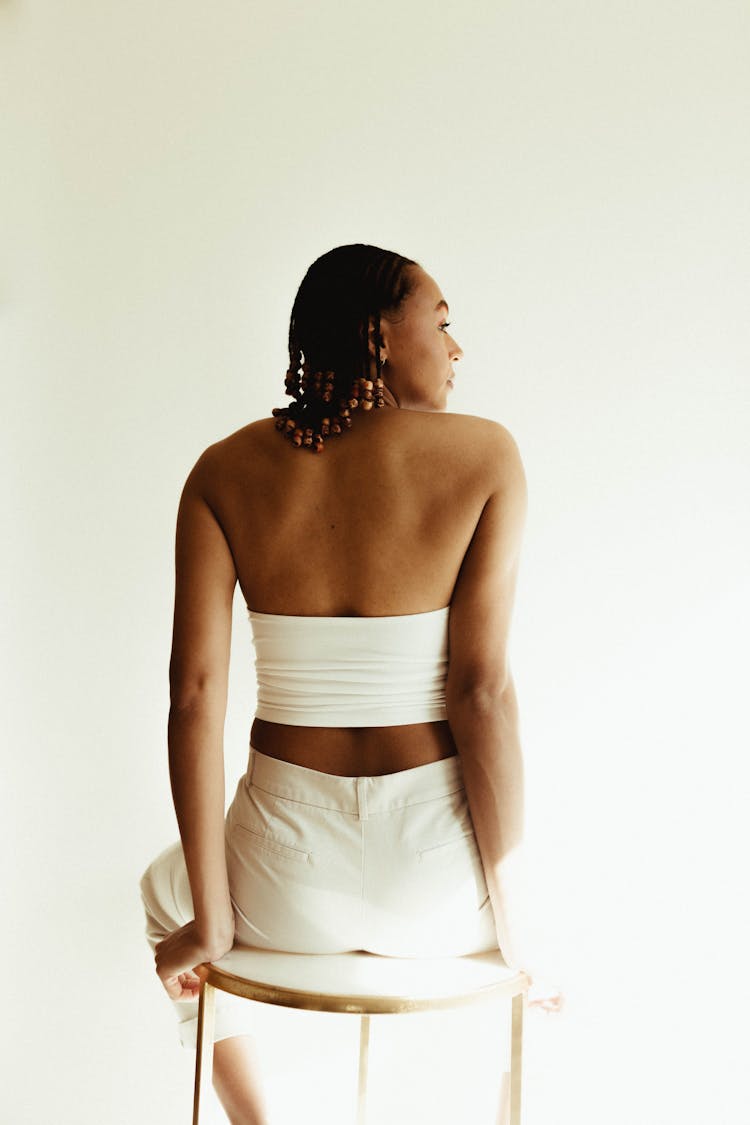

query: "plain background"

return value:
[2, 1, 748, 1122]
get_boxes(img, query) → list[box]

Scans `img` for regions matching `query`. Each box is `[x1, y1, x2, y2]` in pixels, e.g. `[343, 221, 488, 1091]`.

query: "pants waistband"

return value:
[245, 745, 465, 821]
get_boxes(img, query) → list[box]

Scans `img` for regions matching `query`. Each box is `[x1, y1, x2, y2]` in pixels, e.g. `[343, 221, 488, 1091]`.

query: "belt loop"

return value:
[247, 743, 256, 786]
[356, 776, 368, 821]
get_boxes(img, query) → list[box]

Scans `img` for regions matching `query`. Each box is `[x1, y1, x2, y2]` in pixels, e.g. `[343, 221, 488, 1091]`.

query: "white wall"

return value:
[2, 1, 748, 1121]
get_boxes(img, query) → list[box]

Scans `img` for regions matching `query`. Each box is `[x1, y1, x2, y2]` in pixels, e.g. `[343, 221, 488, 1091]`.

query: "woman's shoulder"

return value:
[171, 422, 264, 503]
[430, 409, 517, 442]
[187, 411, 521, 484]
[213, 416, 276, 449]
[201, 410, 514, 444]
[188, 418, 277, 471]
[401, 410, 523, 472]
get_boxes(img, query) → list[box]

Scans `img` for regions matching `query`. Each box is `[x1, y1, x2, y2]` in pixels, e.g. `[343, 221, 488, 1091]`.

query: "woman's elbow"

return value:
[445, 670, 516, 716]
[168, 680, 228, 718]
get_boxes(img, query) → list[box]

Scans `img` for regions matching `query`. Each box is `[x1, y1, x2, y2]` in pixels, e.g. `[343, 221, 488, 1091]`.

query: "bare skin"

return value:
[155, 266, 562, 1123]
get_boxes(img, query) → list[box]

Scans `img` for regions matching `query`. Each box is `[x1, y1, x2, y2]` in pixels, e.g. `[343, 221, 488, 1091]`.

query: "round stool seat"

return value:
[193, 948, 530, 1124]
[203, 947, 529, 1014]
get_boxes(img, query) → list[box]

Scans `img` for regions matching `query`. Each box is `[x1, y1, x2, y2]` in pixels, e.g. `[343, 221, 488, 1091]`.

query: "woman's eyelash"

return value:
[439, 321, 452, 331]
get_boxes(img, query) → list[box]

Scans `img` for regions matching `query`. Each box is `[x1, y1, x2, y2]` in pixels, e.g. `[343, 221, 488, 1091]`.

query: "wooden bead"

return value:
[361, 399, 373, 410]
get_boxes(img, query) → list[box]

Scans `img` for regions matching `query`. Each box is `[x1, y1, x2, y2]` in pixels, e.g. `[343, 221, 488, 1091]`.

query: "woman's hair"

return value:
[272, 243, 419, 452]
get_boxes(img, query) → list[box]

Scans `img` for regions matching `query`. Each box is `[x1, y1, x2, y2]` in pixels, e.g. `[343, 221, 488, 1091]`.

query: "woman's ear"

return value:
[363, 315, 388, 362]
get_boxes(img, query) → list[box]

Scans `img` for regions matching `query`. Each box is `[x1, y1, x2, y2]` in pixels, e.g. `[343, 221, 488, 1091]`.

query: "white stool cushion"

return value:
[209, 947, 527, 1009]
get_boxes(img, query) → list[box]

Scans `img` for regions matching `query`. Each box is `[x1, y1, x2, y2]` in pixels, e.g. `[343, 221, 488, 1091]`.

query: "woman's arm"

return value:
[166, 445, 237, 955]
[446, 676, 528, 969]
[445, 423, 531, 970]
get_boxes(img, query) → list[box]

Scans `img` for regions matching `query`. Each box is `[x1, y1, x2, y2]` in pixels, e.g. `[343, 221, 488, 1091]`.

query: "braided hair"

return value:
[272, 244, 419, 452]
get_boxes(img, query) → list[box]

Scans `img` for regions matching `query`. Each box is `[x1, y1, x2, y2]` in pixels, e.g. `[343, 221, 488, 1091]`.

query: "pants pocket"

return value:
[409, 790, 490, 914]
[226, 775, 316, 865]
[417, 829, 478, 861]
[232, 820, 311, 864]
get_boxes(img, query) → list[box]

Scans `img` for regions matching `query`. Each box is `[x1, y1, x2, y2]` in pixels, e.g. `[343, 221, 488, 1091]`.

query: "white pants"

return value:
[139, 745, 499, 1048]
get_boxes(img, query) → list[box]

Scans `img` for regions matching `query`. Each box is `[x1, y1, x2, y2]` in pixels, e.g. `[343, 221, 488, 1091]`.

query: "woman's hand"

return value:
[154, 919, 234, 1001]
[524, 972, 565, 1014]
[497, 929, 565, 1014]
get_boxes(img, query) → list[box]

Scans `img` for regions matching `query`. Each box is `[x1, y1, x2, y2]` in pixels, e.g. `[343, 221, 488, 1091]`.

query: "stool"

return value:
[192, 947, 530, 1125]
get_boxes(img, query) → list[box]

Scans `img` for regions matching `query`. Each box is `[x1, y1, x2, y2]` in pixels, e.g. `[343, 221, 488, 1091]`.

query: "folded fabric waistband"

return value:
[245, 744, 465, 816]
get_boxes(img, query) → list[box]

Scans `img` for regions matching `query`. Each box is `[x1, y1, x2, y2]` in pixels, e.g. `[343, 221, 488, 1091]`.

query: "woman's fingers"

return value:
[154, 927, 210, 998]
[528, 993, 564, 1013]
[154, 925, 210, 990]
[162, 970, 202, 1001]
[525, 975, 565, 1013]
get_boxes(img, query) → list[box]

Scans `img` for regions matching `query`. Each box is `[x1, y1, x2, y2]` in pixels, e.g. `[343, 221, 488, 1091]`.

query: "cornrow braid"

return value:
[271, 244, 419, 452]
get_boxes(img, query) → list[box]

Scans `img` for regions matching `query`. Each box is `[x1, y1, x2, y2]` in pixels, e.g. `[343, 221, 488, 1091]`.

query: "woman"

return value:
[140, 243, 562, 1123]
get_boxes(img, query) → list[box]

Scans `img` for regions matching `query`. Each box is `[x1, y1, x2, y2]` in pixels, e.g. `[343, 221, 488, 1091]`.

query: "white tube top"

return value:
[247, 606, 450, 727]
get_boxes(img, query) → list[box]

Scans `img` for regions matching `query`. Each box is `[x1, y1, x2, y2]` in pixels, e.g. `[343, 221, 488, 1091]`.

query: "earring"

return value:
[374, 355, 385, 407]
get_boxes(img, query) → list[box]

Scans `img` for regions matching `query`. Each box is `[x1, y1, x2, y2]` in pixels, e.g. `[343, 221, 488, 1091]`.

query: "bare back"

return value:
[186, 407, 522, 775]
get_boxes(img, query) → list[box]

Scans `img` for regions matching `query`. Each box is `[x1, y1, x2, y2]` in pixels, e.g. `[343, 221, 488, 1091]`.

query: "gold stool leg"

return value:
[356, 1014, 370, 1125]
[509, 993, 524, 1125]
[192, 982, 216, 1125]
[497, 1070, 511, 1125]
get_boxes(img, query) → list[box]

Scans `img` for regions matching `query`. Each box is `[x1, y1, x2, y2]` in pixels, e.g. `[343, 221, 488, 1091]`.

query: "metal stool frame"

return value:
[191, 949, 529, 1125]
